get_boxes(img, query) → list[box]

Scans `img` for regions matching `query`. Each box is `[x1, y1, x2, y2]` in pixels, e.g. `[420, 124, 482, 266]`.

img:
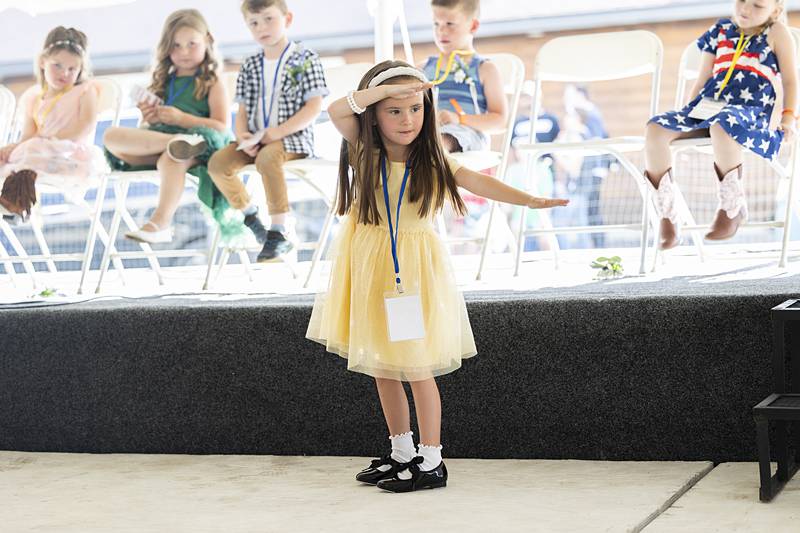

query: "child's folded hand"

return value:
[0, 143, 17, 163]
[437, 109, 458, 125]
[156, 105, 183, 126]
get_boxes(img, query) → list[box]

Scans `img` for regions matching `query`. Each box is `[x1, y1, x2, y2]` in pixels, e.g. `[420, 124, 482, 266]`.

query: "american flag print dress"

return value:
[649, 18, 784, 160]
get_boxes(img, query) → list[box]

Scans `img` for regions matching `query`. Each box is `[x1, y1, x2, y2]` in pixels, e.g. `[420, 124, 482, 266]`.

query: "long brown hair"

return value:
[149, 9, 221, 101]
[36, 26, 91, 88]
[337, 60, 467, 225]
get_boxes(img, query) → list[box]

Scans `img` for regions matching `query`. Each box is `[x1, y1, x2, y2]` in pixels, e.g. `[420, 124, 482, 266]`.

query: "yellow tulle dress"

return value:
[306, 154, 476, 382]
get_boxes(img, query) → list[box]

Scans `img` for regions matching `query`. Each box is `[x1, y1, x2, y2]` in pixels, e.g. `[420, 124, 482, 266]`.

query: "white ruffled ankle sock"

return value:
[378, 431, 415, 472]
[417, 443, 443, 471]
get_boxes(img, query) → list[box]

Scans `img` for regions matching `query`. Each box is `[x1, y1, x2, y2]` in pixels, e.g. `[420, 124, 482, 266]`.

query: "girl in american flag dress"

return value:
[644, 0, 797, 249]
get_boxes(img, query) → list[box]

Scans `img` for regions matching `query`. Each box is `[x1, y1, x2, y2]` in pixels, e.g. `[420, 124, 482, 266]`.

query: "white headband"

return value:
[367, 66, 429, 89]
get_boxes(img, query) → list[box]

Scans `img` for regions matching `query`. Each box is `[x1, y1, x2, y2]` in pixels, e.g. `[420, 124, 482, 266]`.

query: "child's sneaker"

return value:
[257, 230, 294, 262]
[167, 134, 207, 162]
[376, 457, 448, 493]
[243, 210, 268, 244]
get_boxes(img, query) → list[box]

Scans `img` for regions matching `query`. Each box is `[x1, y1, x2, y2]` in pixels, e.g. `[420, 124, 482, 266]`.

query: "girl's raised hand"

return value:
[384, 82, 433, 100]
[527, 196, 570, 209]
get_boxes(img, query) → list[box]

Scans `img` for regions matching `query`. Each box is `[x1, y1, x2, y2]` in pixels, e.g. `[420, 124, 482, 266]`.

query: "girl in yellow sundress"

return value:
[307, 60, 568, 493]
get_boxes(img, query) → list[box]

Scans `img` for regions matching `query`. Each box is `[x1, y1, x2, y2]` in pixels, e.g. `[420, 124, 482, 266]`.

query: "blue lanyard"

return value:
[381, 156, 411, 293]
[260, 41, 292, 128]
[166, 73, 193, 106]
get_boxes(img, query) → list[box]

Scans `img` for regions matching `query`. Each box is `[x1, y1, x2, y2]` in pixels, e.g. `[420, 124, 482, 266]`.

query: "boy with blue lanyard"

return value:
[208, 0, 328, 262]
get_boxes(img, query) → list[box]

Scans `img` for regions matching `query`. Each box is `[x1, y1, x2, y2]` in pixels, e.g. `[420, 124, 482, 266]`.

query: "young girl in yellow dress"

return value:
[307, 60, 568, 492]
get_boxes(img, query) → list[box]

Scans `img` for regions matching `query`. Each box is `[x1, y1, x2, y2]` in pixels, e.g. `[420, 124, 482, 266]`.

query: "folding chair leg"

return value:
[638, 175, 650, 275]
[0, 219, 39, 288]
[29, 209, 57, 273]
[96, 181, 128, 293]
[119, 209, 164, 285]
[202, 226, 221, 291]
[0, 239, 18, 287]
[238, 249, 254, 282]
[476, 200, 498, 281]
[513, 205, 526, 277]
[78, 174, 108, 295]
[303, 204, 337, 288]
[213, 248, 232, 285]
[779, 148, 799, 268]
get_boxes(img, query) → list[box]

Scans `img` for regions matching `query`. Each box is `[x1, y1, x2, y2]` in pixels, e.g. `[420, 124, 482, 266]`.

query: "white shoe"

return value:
[125, 221, 173, 244]
[167, 134, 207, 162]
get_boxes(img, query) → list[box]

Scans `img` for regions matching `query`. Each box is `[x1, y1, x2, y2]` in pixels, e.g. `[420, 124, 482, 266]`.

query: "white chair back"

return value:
[0, 85, 15, 144]
[535, 30, 663, 83]
[93, 77, 123, 127]
[483, 53, 525, 179]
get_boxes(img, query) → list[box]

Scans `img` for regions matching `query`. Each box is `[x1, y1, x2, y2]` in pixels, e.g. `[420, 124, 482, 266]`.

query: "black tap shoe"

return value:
[376, 457, 448, 493]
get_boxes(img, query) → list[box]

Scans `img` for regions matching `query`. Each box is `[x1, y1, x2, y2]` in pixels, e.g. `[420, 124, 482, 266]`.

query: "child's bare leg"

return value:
[645, 123, 684, 184]
[146, 153, 194, 229]
[409, 377, 441, 446]
[375, 377, 411, 436]
[706, 123, 746, 240]
[709, 123, 743, 174]
[103, 127, 176, 158]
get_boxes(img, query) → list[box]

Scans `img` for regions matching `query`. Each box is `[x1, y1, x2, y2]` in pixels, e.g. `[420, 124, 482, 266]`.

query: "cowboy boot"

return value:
[705, 163, 746, 241]
[644, 168, 680, 250]
[0, 169, 38, 219]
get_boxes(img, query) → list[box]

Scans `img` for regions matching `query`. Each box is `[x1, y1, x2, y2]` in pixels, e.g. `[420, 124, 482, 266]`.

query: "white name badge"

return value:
[688, 97, 726, 121]
[384, 291, 426, 342]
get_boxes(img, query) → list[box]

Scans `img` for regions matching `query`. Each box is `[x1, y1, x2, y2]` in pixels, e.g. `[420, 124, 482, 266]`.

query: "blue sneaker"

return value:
[257, 230, 294, 262]
[243, 210, 268, 244]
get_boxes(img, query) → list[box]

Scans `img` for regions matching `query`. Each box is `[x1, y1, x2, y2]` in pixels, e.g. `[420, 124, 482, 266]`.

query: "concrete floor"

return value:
[0, 452, 715, 533]
[646, 462, 800, 533]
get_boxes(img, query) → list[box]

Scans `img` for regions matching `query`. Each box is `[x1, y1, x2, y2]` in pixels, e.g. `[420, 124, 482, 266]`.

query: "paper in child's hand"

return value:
[130, 85, 163, 106]
[236, 129, 266, 151]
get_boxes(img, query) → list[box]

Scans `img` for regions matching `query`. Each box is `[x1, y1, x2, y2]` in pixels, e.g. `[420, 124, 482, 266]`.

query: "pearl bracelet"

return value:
[347, 90, 366, 115]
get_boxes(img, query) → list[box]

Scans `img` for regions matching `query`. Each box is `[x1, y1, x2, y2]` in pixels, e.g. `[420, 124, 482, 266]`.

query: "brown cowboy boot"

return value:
[705, 163, 746, 241]
[0, 169, 38, 219]
[645, 168, 679, 250]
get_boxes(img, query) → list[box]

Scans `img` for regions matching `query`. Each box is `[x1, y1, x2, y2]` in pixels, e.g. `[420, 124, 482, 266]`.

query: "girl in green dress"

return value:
[103, 8, 233, 244]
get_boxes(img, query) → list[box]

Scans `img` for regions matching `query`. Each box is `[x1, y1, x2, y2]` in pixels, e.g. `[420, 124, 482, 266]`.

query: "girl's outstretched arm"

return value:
[328, 82, 432, 145]
[53, 83, 98, 141]
[453, 166, 569, 209]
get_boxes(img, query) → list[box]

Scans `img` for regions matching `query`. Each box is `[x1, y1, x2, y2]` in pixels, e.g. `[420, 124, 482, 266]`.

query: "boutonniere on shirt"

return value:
[452, 57, 473, 85]
[286, 57, 313, 87]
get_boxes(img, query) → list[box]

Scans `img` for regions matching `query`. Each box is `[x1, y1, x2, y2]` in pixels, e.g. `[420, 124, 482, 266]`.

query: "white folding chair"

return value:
[0, 84, 28, 286]
[0, 78, 124, 293]
[94, 78, 211, 293]
[665, 28, 800, 269]
[429, 53, 525, 281]
[514, 30, 664, 276]
[203, 63, 373, 290]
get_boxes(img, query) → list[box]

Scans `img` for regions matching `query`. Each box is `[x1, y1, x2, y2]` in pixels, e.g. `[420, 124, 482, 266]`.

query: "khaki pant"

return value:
[207, 141, 304, 214]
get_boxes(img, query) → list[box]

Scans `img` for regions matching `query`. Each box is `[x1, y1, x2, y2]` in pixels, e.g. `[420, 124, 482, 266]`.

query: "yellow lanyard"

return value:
[715, 32, 752, 100]
[34, 86, 70, 129]
[431, 50, 474, 85]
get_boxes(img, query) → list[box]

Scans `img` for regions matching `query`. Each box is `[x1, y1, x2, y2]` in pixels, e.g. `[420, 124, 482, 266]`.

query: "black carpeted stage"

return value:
[1, 269, 798, 462]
